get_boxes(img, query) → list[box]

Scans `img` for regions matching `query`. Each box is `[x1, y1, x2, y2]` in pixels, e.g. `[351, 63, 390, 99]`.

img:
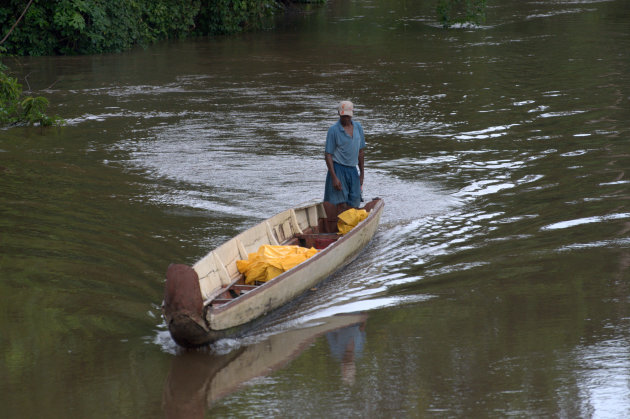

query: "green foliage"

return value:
[0, 0, 288, 56]
[0, 0, 201, 55]
[0, 64, 21, 121]
[20, 96, 60, 126]
[437, 0, 486, 28]
[194, 0, 278, 36]
[0, 63, 62, 127]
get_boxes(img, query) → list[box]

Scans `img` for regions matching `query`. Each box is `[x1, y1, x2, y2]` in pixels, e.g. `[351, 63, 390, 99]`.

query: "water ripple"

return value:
[542, 213, 630, 231]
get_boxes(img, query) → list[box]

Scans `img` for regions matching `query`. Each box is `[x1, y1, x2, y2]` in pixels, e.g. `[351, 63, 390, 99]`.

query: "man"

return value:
[324, 100, 365, 211]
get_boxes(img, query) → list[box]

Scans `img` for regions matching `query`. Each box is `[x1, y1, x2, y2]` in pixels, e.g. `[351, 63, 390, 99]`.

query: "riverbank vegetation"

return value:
[0, 63, 61, 127]
[0, 0, 291, 56]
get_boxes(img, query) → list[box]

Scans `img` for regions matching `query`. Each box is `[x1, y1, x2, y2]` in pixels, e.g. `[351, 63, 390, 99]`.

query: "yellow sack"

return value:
[337, 208, 368, 235]
[236, 245, 318, 285]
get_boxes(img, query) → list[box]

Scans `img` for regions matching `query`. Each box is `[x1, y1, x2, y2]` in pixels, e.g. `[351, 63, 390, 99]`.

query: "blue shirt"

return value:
[325, 120, 365, 167]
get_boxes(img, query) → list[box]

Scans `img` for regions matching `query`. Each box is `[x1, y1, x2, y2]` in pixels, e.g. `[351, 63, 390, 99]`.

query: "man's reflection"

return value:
[326, 322, 366, 385]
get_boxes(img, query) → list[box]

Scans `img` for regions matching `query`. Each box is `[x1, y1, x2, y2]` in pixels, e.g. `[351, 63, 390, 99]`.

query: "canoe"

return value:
[163, 197, 384, 348]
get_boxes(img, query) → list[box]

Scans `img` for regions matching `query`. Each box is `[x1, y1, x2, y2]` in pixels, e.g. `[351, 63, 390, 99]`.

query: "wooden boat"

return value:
[163, 197, 384, 348]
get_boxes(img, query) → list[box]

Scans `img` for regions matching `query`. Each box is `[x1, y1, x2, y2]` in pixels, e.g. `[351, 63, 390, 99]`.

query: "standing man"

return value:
[324, 100, 365, 210]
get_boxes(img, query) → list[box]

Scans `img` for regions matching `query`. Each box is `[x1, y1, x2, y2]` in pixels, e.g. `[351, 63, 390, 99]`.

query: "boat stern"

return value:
[163, 264, 213, 348]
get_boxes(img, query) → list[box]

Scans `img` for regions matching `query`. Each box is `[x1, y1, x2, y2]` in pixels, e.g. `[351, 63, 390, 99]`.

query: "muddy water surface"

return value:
[1, 0, 629, 417]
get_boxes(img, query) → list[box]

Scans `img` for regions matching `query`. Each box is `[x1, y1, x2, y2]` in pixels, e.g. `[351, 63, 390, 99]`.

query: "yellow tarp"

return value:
[236, 245, 319, 285]
[337, 208, 369, 235]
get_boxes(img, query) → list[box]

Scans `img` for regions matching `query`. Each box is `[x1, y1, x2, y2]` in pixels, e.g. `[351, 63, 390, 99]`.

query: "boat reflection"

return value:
[162, 313, 368, 418]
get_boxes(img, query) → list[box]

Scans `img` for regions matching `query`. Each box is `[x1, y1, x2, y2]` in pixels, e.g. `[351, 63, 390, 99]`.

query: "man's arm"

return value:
[325, 153, 342, 190]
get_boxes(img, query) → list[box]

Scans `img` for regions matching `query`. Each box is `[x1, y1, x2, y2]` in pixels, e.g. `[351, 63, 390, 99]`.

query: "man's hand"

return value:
[326, 153, 343, 190]
[332, 176, 342, 191]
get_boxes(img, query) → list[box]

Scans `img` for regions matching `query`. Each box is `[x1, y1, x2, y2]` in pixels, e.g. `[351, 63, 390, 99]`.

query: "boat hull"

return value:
[163, 198, 383, 348]
[207, 205, 382, 331]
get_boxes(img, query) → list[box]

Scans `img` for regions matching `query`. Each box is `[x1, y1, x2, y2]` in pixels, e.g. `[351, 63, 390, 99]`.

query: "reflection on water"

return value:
[162, 314, 367, 417]
[326, 321, 366, 386]
[567, 337, 630, 418]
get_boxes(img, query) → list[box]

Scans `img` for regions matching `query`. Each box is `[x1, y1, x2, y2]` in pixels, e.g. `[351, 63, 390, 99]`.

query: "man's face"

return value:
[340, 115, 352, 124]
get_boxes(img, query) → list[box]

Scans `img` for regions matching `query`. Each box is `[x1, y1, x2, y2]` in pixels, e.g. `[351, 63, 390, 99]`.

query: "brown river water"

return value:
[1, 0, 629, 417]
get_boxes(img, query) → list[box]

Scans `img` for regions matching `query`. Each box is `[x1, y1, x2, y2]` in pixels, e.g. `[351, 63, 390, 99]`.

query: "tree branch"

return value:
[0, 0, 35, 45]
